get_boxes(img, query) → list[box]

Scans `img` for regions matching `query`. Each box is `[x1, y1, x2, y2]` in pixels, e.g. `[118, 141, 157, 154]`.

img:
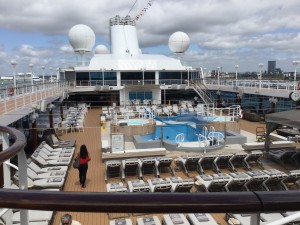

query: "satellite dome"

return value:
[68, 24, 96, 53]
[95, 45, 108, 54]
[168, 31, 190, 54]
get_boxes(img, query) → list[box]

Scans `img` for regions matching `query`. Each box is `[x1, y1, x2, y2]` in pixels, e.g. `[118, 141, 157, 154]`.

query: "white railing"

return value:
[0, 81, 70, 116]
[196, 104, 241, 121]
[205, 78, 297, 91]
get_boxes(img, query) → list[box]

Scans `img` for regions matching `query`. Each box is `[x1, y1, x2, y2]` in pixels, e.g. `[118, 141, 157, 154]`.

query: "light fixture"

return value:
[30, 112, 39, 123]
[48, 103, 55, 110]
[269, 97, 278, 104]
[38, 130, 44, 138]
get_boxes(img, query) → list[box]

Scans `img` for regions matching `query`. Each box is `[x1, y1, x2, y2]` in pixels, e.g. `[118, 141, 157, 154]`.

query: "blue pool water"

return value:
[140, 124, 201, 142]
[139, 114, 227, 142]
[118, 119, 149, 125]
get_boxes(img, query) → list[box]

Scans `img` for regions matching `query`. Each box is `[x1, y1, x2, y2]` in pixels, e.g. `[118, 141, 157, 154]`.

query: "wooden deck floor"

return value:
[50, 108, 292, 225]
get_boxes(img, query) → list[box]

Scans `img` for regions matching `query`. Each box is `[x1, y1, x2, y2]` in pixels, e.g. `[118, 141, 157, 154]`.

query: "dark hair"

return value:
[80, 144, 88, 158]
[61, 213, 72, 224]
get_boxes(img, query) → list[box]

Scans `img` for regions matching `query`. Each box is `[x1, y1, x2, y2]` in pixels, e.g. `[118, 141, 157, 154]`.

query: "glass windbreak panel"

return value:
[90, 72, 102, 80]
[129, 91, 152, 101]
[76, 72, 90, 81]
[105, 72, 117, 80]
[105, 72, 117, 86]
[159, 72, 182, 79]
[144, 72, 155, 80]
[190, 71, 199, 79]
[121, 72, 143, 80]
[181, 72, 188, 80]
[145, 91, 152, 99]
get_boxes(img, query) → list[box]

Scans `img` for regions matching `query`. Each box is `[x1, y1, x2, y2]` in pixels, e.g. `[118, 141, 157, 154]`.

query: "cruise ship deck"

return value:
[46, 106, 294, 225]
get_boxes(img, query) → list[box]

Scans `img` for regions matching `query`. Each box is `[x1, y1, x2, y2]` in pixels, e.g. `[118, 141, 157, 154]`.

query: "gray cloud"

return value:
[1, 0, 300, 74]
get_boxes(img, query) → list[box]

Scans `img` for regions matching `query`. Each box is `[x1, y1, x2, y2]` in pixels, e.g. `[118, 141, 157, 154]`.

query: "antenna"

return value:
[129, 0, 154, 22]
[126, 0, 138, 17]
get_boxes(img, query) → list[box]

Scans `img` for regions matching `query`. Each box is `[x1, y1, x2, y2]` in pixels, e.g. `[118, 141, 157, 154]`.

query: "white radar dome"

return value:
[68, 24, 96, 52]
[95, 45, 108, 54]
[168, 31, 190, 54]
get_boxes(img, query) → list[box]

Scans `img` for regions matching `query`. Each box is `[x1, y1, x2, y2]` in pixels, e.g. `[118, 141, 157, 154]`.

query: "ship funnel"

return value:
[109, 15, 140, 55]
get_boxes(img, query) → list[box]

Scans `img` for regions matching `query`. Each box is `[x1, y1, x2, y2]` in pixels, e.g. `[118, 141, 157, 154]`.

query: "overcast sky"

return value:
[1, 0, 300, 75]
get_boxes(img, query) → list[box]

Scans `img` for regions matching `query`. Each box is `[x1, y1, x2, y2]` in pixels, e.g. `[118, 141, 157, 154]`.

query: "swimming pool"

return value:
[118, 119, 149, 126]
[139, 124, 201, 142]
[204, 116, 232, 122]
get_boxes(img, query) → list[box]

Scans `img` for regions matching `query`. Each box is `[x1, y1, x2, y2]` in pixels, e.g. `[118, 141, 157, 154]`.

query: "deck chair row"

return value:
[175, 151, 264, 176]
[105, 157, 175, 182]
[195, 169, 300, 192]
[268, 149, 300, 168]
[0, 209, 53, 225]
[227, 211, 300, 225]
[110, 213, 218, 225]
[107, 176, 194, 193]
[13, 142, 74, 189]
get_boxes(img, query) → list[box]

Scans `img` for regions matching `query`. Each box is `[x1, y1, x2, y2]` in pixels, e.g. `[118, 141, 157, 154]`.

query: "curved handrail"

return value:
[0, 126, 26, 164]
[0, 190, 299, 213]
[1, 126, 300, 216]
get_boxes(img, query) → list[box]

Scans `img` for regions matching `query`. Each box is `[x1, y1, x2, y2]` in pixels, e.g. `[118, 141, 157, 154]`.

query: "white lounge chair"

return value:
[138, 158, 156, 177]
[281, 170, 300, 190]
[212, 153, 233, 173]
[227, 213, 264, 225]
[242, 141, 296, 151]
[198, 154, 217, 174]
[37, 147, 73, 159]
[187, 213, 218, 225]
[260, 213, 285, 223]
[127, 180, 150, 192]
[165, 176, 194, 192]
[228, 152, 248, 172]
[175, 155, 202, 176]
[195, 174, 231, 192]
[27, 159, 68, 174]
[41, 141, 75, 152]
[155, 157, 175, 177]
[12, 210, 53, 224]
[121, 158, 141, 180]
[136, 215, 161, 225]
[163, 214, 189, 225]
[106, 182, 128, 192]
[147, 178, 172, 192]
[243, 150, 263, 170]
[14, 167, 66, 181]
[105, 160, 122, 182]
[40, 143, 74, 155]
[109, 218, 133, 225]
[262, 169, 288, 191]
[50, 134, 76, 148]
[224, 172, 251, 192]
[27, 177, 65, 189]
[244, 170, 269, 191]
[31, 154, 71, 166]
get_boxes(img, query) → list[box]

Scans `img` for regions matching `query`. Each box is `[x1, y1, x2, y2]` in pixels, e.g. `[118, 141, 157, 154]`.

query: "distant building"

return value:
[268, 61, 276, 74]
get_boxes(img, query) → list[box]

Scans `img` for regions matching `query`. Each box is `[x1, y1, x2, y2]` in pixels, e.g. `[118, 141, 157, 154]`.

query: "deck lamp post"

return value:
[216, 67, 220, 86]
[49, 67, 53, 83]
[29, 63, 34, 92]
[100, 68, 105, 86]
[163, 83, 166, 106]
[187, 67, 190, 86]
[41, 66, 45, 88]
[258, 63, 264, 89]
[10, 60, 17, 94]
[292, 60, 299, 91]
[141, 68, 145, 85]
[235, 65, 239, 86]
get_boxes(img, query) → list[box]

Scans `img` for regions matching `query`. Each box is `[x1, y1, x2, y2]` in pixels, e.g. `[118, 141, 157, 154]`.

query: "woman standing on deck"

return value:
[77, 144, 91, 190]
